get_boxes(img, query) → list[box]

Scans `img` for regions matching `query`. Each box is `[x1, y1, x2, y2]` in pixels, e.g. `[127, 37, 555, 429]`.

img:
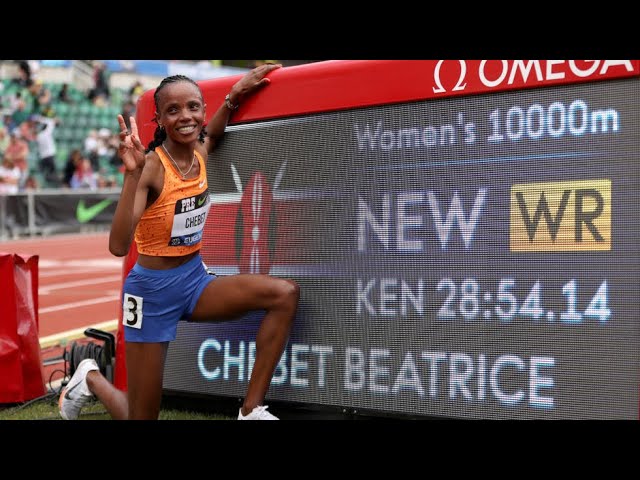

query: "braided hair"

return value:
[145, 75, 207, 153]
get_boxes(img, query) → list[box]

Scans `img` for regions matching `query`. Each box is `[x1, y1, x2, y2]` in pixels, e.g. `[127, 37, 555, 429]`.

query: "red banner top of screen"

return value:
[136, 60, 640, 141]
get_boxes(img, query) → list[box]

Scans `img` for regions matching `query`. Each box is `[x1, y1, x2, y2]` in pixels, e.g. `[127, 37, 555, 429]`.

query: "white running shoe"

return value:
[238, 405, 279, 420]
[58, 358, 99, 420]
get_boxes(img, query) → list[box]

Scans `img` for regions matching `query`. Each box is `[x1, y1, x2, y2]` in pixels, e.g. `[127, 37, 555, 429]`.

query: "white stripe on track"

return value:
[40, 267, 120, 278]
[39, 259, 122, 268]
[39, 319, 119, 349]
[40, 275, 122, 293]
[40, 295, 118, 314]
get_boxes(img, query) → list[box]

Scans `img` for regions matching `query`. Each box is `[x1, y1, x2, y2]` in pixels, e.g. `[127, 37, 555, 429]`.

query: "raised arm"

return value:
[204, 63, 281, 154]
[109, 115, 151, 257]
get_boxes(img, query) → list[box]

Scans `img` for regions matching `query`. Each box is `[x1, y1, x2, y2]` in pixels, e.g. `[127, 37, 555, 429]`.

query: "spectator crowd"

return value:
[0, 60, 141, 193]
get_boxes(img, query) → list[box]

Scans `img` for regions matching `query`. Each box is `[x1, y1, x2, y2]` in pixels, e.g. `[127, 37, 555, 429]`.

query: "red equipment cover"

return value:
[0, 252, 45, 403]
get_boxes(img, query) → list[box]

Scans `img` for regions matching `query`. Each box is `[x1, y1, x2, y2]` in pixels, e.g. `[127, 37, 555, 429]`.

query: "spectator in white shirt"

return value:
[31, 114, 59, 185]
[0, 156, 21, 194]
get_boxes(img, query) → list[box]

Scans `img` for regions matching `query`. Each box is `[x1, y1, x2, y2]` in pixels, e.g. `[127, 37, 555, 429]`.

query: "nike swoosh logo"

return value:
[199, 180, 206, 188]
[64, 381, 83, 400]
[197, 196, 206, 207]
[76, 199, 114, 223]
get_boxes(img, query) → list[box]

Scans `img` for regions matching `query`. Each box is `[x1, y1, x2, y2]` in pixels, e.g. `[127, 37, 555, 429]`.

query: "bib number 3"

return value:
[123, 293, 143, 329]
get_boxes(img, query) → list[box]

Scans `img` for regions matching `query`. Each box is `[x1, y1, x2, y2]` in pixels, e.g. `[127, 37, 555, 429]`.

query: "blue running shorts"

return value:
[122, 254, 216, 342]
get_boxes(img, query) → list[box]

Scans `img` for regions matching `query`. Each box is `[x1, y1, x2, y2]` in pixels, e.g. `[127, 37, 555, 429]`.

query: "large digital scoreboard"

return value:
[132, 60, 640, 419]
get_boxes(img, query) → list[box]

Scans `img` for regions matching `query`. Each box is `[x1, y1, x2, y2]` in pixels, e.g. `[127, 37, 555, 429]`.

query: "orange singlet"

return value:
[134, 146, 210, 256]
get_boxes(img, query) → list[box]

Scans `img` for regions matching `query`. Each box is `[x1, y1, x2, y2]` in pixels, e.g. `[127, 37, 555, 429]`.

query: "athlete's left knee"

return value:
[273, 278, 300, 310]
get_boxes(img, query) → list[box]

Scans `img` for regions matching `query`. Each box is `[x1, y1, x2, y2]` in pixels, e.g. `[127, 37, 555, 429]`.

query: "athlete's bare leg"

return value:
[190, 274, 299, 414]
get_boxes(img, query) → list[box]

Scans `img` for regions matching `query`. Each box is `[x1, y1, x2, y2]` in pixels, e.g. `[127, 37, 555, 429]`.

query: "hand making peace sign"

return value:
[117, 114, 146, 172]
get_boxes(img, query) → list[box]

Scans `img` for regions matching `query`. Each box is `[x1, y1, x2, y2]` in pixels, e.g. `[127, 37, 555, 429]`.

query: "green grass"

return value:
[0, 394, 233, 420]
